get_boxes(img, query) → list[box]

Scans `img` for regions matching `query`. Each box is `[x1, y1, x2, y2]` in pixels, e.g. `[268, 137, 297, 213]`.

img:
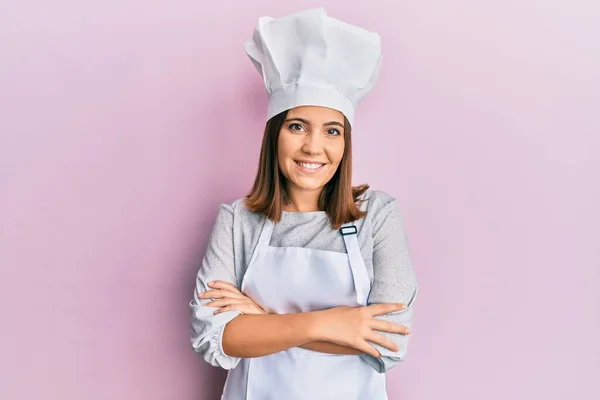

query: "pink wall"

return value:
[1, 1, 599, 399]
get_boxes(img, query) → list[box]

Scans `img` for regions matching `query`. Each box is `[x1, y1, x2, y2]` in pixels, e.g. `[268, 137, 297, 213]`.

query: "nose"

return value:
[301, 130, 324, 156]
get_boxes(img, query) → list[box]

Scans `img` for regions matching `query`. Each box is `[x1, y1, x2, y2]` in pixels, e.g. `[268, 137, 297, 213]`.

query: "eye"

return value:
[289, 123, 304, 132]
[327, 128, 341, 136]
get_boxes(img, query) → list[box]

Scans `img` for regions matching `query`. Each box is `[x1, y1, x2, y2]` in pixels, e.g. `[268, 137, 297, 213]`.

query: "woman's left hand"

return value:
[198, 280, 268, 315]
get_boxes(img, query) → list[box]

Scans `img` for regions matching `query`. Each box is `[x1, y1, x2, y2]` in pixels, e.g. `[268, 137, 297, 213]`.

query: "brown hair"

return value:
[244, 109, 369, 229]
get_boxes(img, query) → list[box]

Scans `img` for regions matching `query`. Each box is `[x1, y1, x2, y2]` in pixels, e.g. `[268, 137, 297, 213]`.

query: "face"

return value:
[277, 106, 346, 195]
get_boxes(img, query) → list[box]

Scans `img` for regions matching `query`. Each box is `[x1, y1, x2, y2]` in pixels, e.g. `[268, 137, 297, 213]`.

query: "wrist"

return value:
[304, 310, 326, 342]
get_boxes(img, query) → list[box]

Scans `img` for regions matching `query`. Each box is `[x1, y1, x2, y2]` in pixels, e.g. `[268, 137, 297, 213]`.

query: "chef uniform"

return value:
[221, 7, 386, 400]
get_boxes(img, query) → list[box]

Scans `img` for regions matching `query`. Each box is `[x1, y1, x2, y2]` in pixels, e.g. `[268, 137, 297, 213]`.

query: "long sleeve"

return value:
[189, 204, 243, 369]
[359, 198, 419, 373]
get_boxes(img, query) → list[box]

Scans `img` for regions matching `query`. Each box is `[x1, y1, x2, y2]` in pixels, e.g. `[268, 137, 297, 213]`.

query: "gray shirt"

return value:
[190, 189, 419, 373]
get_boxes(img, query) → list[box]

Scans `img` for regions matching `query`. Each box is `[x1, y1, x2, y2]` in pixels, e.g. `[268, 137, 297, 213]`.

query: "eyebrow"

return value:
[285, 118, 344, 128]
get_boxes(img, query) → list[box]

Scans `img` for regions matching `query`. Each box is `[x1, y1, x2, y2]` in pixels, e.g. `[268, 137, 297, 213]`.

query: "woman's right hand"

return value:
[310, 303, 410, 358]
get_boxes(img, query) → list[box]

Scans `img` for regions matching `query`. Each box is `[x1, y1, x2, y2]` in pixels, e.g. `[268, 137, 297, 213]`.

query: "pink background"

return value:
[1, 1, 599, 399]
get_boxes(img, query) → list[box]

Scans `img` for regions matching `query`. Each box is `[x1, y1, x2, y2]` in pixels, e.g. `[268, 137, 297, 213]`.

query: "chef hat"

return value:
[244, 7, 382, 126]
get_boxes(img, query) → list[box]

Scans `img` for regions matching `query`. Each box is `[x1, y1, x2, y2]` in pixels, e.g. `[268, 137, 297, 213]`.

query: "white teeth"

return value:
[296, 161, 324, 170]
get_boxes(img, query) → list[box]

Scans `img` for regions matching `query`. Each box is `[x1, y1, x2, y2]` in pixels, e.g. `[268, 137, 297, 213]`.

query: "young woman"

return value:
[190, 8, 418, 400]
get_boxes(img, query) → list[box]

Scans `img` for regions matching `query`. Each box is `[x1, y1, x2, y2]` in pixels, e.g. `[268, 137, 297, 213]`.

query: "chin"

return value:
[291, 177, 328, 192]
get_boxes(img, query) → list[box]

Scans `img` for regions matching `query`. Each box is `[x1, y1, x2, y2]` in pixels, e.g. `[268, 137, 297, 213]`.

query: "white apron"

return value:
[222, 218, 387, 400]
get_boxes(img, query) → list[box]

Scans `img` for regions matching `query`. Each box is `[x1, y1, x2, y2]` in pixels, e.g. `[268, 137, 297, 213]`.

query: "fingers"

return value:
[198, 289, 246, 300]
[208, 281, 241, 292]
[214, 304, 266, 315]
[198, 282, 267, 315]
[205, 299, 249, 308]
[364, 332, 399, 352]
[370, 319, 410, 335]
[214, 305, 243, 315]
[367, 303, 407, 316]
[353, 340, 381, 359]
[198, 281, 246, 300]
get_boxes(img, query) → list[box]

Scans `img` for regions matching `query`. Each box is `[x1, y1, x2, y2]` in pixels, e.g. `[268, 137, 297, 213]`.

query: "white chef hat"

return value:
[244, 7, 382, 126]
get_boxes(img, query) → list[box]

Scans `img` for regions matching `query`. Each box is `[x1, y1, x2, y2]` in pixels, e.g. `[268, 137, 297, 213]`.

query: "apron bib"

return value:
[222, 218, 386, 400]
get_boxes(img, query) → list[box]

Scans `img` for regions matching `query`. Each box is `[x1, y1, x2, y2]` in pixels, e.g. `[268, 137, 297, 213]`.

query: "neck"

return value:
[284, 187, 322, 212]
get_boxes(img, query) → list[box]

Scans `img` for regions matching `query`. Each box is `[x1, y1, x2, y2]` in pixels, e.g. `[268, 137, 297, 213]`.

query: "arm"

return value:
[221, 302, 408, 359]
[190, 204, 244, 369]
[222, 312, 321, 357]
[298, 341, 362, 355]
[201, 281, 377, 356]
[359, 197, 419, 373]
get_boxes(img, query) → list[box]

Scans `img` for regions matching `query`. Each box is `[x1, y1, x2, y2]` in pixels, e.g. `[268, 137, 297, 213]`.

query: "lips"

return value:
[295, 160, 325, 170]
[293, 160, 327, 174]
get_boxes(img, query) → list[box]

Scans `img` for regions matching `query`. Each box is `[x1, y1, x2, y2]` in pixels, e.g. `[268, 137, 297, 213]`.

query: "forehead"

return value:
[287, 106, 344, 124]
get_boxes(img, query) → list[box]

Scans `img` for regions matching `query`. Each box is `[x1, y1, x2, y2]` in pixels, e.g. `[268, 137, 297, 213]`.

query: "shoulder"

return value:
[219, 196, 264, 226]
[209, 197, 264, 246]
[360, 189, 399, 215]
[359, 189, 406, 232]
[215, 196, 249, 214]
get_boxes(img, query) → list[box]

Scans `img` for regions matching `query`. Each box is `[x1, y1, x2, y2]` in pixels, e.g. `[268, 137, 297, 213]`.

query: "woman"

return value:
[190, 8, 418, 400]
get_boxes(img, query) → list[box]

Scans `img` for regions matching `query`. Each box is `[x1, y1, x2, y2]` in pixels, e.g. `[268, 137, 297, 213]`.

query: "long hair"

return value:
[245, 109, 368, 229]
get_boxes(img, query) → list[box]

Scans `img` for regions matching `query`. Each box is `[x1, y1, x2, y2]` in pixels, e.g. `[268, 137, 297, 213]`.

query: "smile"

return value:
[294, 160, 326, 172]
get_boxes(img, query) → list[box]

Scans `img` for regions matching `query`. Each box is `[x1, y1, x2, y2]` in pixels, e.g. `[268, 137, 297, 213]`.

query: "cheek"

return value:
[277, 133, 296, 160]
[276, 148, 288, 177]
[327, 142, 345, 166]
[277, 135, 297, 177]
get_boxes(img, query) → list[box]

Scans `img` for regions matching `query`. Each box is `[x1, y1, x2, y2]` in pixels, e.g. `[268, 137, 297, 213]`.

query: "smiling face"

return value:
[277, 106, 346, 200]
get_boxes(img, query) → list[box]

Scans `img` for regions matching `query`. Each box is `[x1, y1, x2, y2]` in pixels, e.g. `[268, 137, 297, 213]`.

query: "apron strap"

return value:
[258, 217, 275, 246]
[247, 217, 274, 269]
[340, 222, 371, 306]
